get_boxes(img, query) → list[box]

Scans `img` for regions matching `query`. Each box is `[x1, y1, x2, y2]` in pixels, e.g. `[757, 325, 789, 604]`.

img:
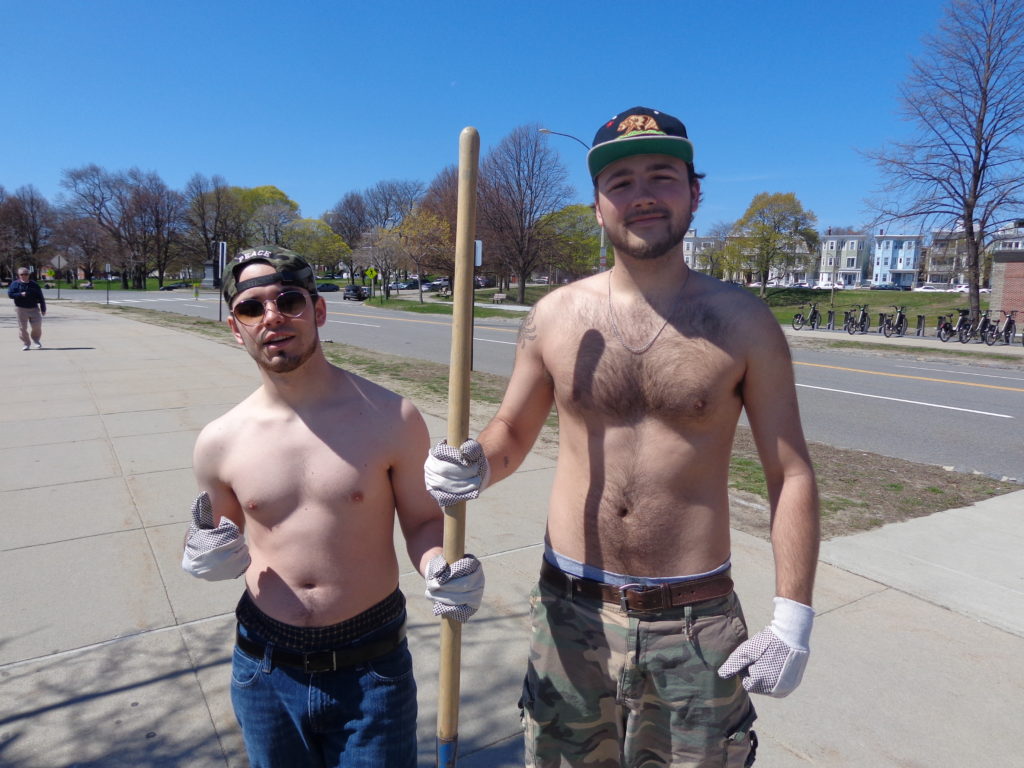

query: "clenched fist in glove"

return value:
[424, 439, 490, 507]
[424, 554, 484, 623]
[718, 597, 814, 698]
[181, 492, 251, 581]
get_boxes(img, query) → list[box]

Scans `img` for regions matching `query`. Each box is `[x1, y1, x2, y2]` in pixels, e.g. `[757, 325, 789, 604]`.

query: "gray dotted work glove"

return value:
[425, 554, 484, 623]
[181, 492, 251, 581]
[718, 597, 814, 698]
[424, 439, 490, 507]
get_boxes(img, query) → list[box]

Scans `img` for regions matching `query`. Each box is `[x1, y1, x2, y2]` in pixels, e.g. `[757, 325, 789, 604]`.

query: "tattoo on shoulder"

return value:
[518, 307, 538, 348]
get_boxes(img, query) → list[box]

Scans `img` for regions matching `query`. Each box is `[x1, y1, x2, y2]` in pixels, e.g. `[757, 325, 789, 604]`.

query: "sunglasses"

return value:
[232, 290, 308, 325]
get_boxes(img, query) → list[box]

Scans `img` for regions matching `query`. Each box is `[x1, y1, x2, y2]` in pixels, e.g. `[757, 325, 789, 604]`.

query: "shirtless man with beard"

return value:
[425, 107, 819, 767]
[185, 246, 483, 768]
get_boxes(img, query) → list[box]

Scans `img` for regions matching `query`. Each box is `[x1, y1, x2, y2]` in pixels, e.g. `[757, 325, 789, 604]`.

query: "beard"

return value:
[608, 207, 693, 261]
[251, 332, 319, 375]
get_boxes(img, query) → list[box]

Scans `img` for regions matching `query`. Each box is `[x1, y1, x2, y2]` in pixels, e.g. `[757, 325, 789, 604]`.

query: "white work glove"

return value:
[718, 597, 814, 698]
[181, 492, 251, 581]
[424, 439, 490, 507]
[425, 554, 484, 623]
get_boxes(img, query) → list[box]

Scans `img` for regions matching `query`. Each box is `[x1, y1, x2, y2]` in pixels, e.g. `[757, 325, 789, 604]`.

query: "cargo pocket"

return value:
[724, 705, 758, 767]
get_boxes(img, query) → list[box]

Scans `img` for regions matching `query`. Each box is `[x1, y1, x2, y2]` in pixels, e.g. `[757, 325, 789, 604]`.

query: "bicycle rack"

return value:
[916, 315, 926, 336]
[877, 313, 886, 333]
[827, 310, 835, 330]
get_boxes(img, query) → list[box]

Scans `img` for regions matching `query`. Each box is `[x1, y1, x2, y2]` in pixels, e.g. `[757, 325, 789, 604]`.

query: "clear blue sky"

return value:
[2, 0, 949, 234]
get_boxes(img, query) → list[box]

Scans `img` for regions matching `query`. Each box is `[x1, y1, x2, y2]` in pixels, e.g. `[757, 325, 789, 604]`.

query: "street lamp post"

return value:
[538, 127, 608, 272]
[538, 127, 589, 151]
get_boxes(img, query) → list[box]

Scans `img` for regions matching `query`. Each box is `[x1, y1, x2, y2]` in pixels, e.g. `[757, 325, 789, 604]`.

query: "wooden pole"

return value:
[436, 126, 479, 768]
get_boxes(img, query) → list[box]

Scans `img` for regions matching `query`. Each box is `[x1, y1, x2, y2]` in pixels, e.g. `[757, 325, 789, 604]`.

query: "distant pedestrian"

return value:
[8, 267, 46, 350]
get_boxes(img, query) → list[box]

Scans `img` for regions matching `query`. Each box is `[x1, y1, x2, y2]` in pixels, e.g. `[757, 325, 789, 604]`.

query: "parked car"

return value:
[913, 284, 943, 292]
[870, 283, 901, 291]
[815, 282, 844, 290]
[343, 284, 370, 300]
[159, 281, 190, 291]
[474, 275, 495, 288]
[317, 283, 340, 292]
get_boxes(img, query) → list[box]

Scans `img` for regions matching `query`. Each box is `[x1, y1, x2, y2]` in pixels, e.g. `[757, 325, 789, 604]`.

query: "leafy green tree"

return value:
[282, 218, 351, 275]
[395, 208, 452, 303]
[730, 192, 818, 296]
[233, 185, 300, 245]
[537, 204, 603, 281]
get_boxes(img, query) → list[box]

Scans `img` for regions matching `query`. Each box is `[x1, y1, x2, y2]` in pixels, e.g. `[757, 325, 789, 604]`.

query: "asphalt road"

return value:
[54, 288, 1024, 482]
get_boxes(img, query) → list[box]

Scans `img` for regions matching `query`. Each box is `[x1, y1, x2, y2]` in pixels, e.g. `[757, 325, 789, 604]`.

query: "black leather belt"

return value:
[540, 559, 733, 612]
[236, 623, 406, 673]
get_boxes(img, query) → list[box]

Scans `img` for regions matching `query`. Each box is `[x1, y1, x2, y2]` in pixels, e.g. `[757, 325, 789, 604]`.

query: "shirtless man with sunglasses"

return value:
[184, 246, 483, 767]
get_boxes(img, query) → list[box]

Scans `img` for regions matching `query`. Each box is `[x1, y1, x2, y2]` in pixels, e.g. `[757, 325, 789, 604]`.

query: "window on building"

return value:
[846, 257, 856, 268]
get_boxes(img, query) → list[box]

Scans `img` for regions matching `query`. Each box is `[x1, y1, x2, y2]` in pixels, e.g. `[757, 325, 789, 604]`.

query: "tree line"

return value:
[4, 0, 1022, 313]
[0, 124, 602, 305]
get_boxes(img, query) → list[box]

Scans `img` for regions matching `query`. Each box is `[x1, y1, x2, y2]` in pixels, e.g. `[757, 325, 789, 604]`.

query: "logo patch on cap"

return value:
[618, 114, 664, 137]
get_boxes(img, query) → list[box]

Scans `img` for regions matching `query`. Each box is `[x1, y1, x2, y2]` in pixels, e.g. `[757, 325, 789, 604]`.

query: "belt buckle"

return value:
[618, 582, 646, 612]
[303, 650, 337, 673]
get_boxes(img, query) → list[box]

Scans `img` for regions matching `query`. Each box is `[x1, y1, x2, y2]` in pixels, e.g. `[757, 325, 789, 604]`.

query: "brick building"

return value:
[989, 220, 1024, 319]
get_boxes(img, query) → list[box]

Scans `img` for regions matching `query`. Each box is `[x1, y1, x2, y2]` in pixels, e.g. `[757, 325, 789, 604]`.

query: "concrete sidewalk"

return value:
[1, 301, 1022, 767]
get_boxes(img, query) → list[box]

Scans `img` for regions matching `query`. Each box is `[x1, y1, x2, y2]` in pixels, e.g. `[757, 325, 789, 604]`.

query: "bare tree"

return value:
[60, 164, 135, 286]
[420, 165, 459, 242]
[365, 228, 407, 299]
[61, 165, 186, 288]
[324, 191, 370, 250]
[866, 0, 1024, 317]
[4, 185, 55, 276]
[127, 169, 188, 286]
[364, 179, 423, 231]
[479, 124, 573, 303]
[0, 185, 15, 279]
[324, 191, 370, 279]
[184, 174, 244, 280]
[52, 214, 116, 282]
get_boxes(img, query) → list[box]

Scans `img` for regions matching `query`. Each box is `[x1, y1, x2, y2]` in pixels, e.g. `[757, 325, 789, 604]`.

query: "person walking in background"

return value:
[8, 267, 46, 350]
[183, 246, 484, 768]
[425, 106, 819, 766]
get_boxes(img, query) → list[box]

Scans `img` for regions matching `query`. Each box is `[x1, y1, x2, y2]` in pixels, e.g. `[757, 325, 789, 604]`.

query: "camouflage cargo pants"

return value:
[522, 577, 757, 767]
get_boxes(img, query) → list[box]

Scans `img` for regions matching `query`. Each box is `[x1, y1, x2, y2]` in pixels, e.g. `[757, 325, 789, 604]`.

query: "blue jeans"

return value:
[231, 613, 417, 768]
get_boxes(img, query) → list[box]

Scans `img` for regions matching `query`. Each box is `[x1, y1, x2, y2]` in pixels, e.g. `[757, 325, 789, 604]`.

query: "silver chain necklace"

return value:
[606, 268, 689, 355]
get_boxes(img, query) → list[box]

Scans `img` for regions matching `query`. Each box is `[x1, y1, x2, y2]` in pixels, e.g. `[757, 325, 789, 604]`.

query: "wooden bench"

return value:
[492, 293, 507, 304]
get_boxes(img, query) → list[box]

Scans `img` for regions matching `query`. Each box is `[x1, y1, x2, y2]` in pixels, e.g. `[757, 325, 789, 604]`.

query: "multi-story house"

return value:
[870, 233, 924, 288]
[925, 229, 967, 285]
[682, 229, 723, 273]
[818, 232, 871, 287]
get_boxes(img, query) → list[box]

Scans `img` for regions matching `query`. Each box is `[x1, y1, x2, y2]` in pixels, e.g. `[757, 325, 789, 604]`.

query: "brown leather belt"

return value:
[236, 623, 406, 673]
[540, 559, 733, 612]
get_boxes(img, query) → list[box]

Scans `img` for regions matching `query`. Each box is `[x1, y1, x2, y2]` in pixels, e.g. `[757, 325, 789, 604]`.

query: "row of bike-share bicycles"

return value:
[791, 303, 1020, 346]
